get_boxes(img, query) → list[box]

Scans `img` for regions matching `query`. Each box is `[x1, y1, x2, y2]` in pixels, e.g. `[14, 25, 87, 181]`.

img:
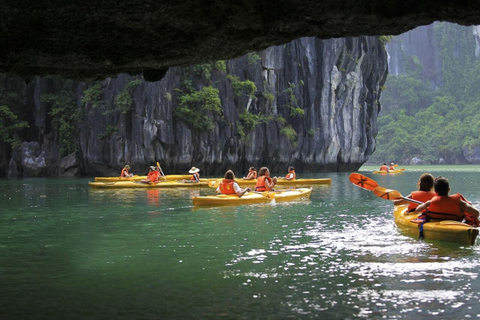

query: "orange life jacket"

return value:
[147, 171, 160, 183]
[219, 179, 237, 194]
[426, 194, 464, 221]
[255, 176, 272, 191]
[389, 166, 395, 170]
[247, 171, 257, 179]
[190, 173, 200, 182]
[380, 165, 388, 171]
[407, 191, 436, 211]
[121, 168, 129, 177]
[285, 170, 296, 180]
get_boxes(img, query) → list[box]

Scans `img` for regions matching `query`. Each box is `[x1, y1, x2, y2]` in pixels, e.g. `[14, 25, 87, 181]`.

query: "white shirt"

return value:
[216, 182, 242, 194]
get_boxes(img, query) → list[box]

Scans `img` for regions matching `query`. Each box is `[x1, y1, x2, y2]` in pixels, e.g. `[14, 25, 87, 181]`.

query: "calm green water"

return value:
[2, 167, 480, 319]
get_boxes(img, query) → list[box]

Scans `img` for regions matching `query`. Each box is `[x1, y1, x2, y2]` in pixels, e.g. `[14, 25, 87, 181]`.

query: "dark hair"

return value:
[288, 166, 294, 172]
[434, 176, 450, 196]
[249, 166, 256, 171]
[258, 167, 269, 177]
[224, 169, 235, 180]
[418, 173, 434, 191]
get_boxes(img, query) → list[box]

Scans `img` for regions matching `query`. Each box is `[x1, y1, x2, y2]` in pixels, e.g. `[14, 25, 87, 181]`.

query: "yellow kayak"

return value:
[89, 181, 209, 188]
[372, 169, 405, 174]
[208, 178, 331, 188]
[394, 204, 479, 245]
[192, 188, 312, 206]
[94, 174, 200, 182]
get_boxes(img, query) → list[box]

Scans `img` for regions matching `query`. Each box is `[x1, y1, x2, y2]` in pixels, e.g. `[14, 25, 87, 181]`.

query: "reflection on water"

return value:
[1, 172, 480, 319]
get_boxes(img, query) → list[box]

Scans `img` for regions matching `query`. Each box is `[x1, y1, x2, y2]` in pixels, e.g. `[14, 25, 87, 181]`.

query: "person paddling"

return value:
[216, 170, 251, 197]
[120, 164, 134, 178]
[243, 167, 257, 180]
[183, 167, 200, 183]
[389, 163, 396, 171]
[255, 167, 277, 191]
[141, 166, 161, 184]
[412, 176, 479, 225]
[393, 173, 436, 212]
[379, 163, 389, 172]
[284, 166, 296, 180]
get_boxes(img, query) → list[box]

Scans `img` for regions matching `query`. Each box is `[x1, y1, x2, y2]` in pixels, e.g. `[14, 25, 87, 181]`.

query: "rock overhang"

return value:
[1, 0, 479, 81]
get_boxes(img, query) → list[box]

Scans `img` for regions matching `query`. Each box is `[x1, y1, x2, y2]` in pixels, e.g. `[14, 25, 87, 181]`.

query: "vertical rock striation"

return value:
[0, 36, 387, 177]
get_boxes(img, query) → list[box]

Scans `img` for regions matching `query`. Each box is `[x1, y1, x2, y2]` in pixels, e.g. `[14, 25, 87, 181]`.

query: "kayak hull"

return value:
[193, 188, 312, 206]
[94, 175, 201, 182]
[372, 170, 404, 174]
[394, 204, 479, 245]
[209, 178, 331, 188]
[89, 181, 209, 188]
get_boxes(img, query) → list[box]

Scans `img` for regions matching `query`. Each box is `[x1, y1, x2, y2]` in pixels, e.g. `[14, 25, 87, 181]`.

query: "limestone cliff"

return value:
[0, 36, 387, 177]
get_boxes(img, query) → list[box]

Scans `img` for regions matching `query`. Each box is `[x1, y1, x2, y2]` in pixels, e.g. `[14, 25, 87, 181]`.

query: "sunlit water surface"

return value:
[2, 167, 480, 319]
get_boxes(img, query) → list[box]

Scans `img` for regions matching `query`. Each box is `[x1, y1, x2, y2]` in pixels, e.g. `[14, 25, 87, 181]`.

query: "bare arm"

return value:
[460, 200, 480, 218]
[412, 200, 431, 213]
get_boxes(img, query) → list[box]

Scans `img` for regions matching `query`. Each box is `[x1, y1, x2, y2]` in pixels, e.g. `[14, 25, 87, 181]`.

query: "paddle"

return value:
[156, 161, 166, 180]
[373, 187, 423, 205]
[349, 173, 379, 191]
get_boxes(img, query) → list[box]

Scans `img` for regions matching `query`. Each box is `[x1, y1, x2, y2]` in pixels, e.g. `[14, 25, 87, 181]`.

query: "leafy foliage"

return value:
[41, 80, 81, 155]
[227, 75, 257, 98]
[280, 125, 298, 147]
[115, 79, 143, 114]
[0, 105, 29, 149]
[174, 86, 222, 131]
[373, 23, 480, 164]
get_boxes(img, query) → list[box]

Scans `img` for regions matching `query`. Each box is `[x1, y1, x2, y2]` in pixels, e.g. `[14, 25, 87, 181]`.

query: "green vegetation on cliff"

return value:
[372, 23, 480, 163]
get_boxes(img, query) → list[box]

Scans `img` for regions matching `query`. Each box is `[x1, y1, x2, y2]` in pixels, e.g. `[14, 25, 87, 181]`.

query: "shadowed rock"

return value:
[1, 0, 479, 80]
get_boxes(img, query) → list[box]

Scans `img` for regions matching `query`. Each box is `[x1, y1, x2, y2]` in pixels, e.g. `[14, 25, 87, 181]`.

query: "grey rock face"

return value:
[0, 36, 387, 177]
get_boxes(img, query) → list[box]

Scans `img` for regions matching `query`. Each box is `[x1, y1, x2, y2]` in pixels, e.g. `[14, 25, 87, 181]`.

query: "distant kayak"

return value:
[394, 204, 478, 245]
[208, 178, 331, 188]
[94, 174, 202, 182]
[89, 181, 209, 188]
[192, 188, 312, 206]
[372, 169, 405, 174]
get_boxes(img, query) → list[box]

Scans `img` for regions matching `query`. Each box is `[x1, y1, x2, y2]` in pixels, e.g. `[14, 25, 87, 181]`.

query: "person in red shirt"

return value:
[379, 163, 388, 172]
[141, 166, 161, 184]
[393, 173, 436, 212]
[412, 176, 479, 224]
[120, 165, 133, 177]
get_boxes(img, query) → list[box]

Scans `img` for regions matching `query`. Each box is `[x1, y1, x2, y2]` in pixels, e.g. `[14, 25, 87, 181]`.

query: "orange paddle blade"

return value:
[373, 187, 402, 200]
[349, 173, 379, 191]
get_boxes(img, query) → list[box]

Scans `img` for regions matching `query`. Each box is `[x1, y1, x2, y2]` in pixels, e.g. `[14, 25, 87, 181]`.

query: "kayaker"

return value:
[284, 166, 296, 180]
[141, 166, 161, 184]
[379, 163, 389, 172]
[120, 164, 134, 178]
[243, 167, 257, 180]
[389, 163, 396, 171]
[393, 173, 436, 212]
[411, 176, 479, 225]
[216, 170, 251, 197]
[182, 167, 200, 183]
[255, 167, 277, 191]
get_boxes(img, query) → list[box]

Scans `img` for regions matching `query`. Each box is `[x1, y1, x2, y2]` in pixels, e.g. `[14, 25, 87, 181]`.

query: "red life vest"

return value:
[247, 171, 257, 179]
[379, 165, 388, 171]
[389, 166, 395, 170]
[147, 171, 160, 182]
[219, 179, 237, 194]
[190, 173, 200, 182]
[426, 194, 464, 221]
[255, 176, 272, 191]
[121, 168, 129, 177]
[285, 170, 296, 180]
[407, 191, 436, 211]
